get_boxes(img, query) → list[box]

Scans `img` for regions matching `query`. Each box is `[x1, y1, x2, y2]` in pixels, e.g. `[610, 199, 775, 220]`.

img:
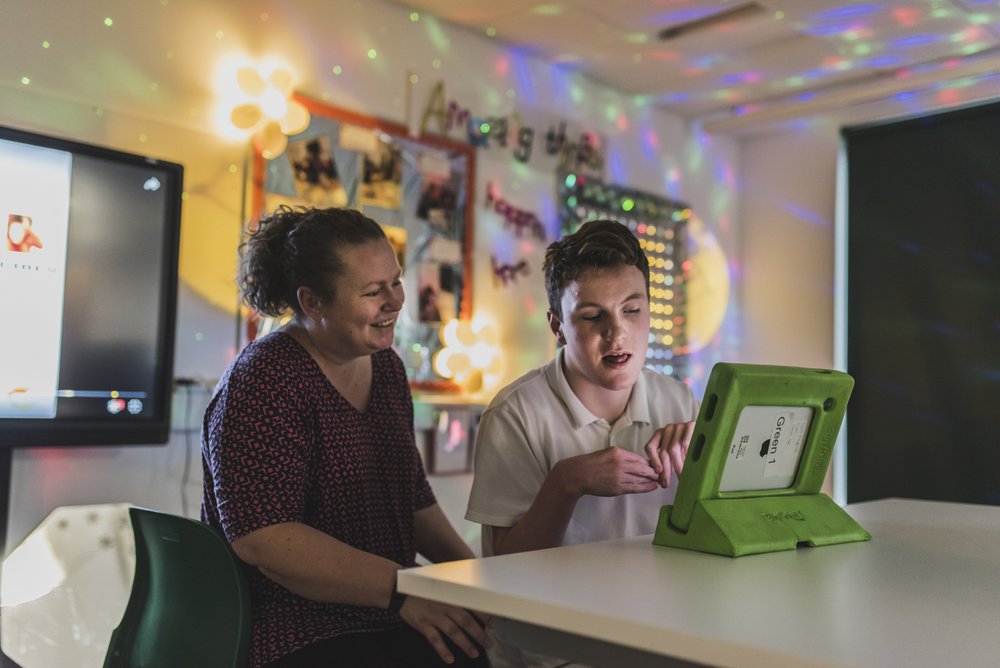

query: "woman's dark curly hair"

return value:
[542, 219, 649, 320]
[238, 206, 387, 317]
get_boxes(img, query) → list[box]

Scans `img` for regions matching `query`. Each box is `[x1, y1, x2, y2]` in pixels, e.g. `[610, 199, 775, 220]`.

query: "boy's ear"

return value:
[296, 286, 323, 322]
[547, 309, 566, 346]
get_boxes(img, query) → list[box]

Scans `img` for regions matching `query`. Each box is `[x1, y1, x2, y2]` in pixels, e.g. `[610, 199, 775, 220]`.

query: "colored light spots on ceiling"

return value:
[814, 4, 879, 21]
[822, 56, 851, 71]
[423, 16, 450, 52]
[866, 54, 902, 68]
[653, 7, 723, 25]
[891, 7, 919, 27]
[643, 129, 660, 151]
[955, 26, 985, 43]
[722, 71, 763, 85]
[647, 49, 680, 62]
[893, 34, 939, 48]
[615, 113, 629, 131]
[495, 56, 509, 77]
[511, 51, 536, 103]
[531, 5, 562, 16]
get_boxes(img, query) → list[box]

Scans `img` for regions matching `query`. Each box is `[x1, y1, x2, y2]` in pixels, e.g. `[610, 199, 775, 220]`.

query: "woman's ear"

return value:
[547, 309, 566, 346]
[296, 286, 323, 322]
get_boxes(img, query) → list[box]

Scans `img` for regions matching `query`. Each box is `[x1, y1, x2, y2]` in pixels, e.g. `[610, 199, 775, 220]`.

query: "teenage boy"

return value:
[466, 219, 698, 667]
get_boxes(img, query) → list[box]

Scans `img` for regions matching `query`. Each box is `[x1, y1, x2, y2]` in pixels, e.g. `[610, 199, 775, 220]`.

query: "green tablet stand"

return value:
[653, 363, 870, 557]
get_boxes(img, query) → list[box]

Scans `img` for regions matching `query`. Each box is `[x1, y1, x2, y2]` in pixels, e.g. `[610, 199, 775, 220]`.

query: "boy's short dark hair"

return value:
[542, 219, 650, 320]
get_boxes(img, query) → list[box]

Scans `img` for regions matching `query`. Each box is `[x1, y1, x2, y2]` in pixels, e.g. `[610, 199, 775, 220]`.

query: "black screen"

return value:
[0, 126, 182, 446]
[843, 101, 1000, 505]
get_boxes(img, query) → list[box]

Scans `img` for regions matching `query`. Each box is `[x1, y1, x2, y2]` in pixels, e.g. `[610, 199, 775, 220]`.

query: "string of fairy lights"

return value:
[556, 172, 690, 380]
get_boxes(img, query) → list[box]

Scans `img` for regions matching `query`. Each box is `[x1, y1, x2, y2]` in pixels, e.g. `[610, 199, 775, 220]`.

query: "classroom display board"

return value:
[842, 101, 1000, 506]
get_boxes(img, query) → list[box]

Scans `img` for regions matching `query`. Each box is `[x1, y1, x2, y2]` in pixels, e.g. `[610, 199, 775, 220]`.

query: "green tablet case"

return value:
[653, 363, 871, 557]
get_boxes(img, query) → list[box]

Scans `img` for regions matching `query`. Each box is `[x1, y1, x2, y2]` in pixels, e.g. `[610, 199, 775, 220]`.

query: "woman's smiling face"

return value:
[310, 238, 405, 360]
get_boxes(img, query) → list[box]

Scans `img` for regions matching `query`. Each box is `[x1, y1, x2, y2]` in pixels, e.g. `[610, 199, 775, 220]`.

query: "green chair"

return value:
[104, 507, 252, 668]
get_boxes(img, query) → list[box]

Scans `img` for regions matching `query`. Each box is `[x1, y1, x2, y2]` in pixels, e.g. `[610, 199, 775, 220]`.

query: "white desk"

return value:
[398, 499, 1000, 667]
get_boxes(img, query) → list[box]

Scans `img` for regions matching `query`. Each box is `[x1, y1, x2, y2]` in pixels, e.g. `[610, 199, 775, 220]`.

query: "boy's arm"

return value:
[491, 446, 659, 555]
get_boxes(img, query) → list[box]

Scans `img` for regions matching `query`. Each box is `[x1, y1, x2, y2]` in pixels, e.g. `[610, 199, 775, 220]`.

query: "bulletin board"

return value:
[247, 95, 476, 391]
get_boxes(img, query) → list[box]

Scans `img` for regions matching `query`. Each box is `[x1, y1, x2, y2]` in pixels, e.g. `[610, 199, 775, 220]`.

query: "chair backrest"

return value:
[104, 507, 252, 668]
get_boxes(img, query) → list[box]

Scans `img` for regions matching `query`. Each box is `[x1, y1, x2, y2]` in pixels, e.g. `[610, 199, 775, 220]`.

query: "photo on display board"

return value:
[381, 224, 407, 273]
[416, 262, 458, 324]
[424, 406, 476, 475]
[286, 135, 348, 208]
[359, 137, 402, 210]
[415, 179, 458, 235]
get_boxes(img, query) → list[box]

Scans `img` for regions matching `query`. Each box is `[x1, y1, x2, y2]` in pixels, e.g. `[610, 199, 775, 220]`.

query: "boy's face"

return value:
[548, 263, 650, 396]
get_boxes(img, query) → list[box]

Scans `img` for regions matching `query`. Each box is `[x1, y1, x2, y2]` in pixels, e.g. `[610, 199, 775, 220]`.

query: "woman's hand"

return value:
[399, 596, 492, 664]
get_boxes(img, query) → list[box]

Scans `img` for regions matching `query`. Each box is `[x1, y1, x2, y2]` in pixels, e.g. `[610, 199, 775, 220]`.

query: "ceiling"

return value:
[389, 0, 1000, 132]
[4, 1, 1000, 140]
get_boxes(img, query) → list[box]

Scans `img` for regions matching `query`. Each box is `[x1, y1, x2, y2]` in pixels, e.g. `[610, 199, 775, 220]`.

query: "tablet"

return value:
[668, 363, 854, 533]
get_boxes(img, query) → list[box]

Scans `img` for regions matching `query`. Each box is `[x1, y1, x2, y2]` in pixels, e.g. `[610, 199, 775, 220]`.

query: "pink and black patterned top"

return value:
[201, 332, 436, 667]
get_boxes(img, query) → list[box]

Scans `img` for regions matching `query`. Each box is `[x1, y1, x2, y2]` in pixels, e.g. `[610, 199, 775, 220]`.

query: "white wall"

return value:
[739, 124, 842, 368]
[1, 0, 740, 554]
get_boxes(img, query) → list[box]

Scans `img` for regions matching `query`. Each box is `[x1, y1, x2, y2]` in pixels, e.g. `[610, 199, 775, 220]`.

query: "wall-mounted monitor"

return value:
[0, 125, 183, 447]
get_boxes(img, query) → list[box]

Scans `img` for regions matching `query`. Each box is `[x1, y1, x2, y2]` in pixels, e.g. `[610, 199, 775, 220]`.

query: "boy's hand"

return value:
[644, 421, 696, 487]
[563, 447, 660, 497]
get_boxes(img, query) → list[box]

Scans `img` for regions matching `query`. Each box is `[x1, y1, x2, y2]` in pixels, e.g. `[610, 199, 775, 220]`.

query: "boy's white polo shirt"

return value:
[466, 347, 699, 556]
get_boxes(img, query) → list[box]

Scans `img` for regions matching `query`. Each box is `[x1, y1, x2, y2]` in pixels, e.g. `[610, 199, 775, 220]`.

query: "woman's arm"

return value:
[232, 521, 398, 607]
[413, 503, 475, 563]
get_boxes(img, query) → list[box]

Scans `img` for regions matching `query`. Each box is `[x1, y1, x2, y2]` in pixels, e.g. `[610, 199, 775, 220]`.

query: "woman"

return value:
[201, 206, 490, 667]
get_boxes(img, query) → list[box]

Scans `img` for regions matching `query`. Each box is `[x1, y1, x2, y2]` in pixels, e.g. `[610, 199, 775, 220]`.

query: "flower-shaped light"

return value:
[433, 312, 504, 393]
[228, 66, 310, 159]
